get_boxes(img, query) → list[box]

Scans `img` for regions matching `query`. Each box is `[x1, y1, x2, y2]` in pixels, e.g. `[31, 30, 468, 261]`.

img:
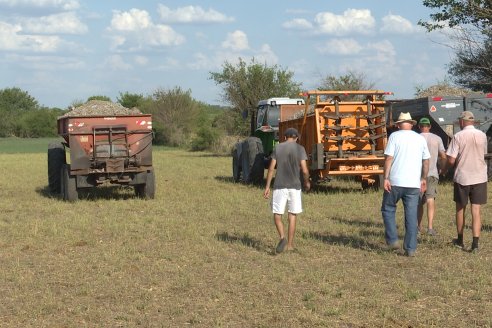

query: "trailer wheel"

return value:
[61, 164, 78, 201]
[232, 142, 242, 182]
[48, 142, 66, 194]
[241, 137, 264, 184]
[135, 170, 155, 199]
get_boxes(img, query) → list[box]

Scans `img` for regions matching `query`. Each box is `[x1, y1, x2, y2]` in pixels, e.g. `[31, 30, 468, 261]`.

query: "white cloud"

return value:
[315, 9, 375, 35]
[104, 55, 132, 70]
[367, 40, 396, 63]
[0, 0, 79, 11]
[0, 21, 61, 52]
[134, 55, 148, 66]
[380, 14, 416, 34]
[254, 44, 278, 65]
[317, 38, 363, 55]
[155, 57, 180, 71]
[21, 12, 88, 34]
[282, 18, 313, 30]
[157, 5, 234, 24]
[5, 53, 85, 70]
[110, 9, 151, 31]
[108, 9, 185, 51]
[222, 30, 249, 51]
[146, 25, 184, 46]
[187, 52, 210, 70]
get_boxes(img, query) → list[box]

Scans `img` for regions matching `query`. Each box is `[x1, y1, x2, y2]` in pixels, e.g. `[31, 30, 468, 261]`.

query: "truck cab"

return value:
[253, 97, 304, 156]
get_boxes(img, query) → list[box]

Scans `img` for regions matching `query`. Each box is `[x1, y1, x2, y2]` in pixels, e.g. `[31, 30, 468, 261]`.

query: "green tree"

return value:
[318, 71, 375, 91]
[209, 57, 302, 136]
[0, 87, 40, 137]
[87, 95, 112, 102]
[448, 36, 492, 91]
[419, 0, 492, 92]
[419, 0, 492, 31]
[143, 87, 200, 147]
[117, 92, 146, 109]
[317, 71, 377, 101]
[16, 108, 61, 137]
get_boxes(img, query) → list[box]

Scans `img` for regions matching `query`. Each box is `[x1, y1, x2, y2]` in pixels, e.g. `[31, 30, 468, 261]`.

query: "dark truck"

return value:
[388, 93, 492, 177]
[47, 102, 155, 201]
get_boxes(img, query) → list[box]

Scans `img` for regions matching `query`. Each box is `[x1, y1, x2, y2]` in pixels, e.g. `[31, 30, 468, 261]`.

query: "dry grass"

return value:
[0, 148, 491, 327]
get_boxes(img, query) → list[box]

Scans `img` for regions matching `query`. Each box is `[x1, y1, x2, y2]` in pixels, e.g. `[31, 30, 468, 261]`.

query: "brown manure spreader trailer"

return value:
[47, 100, 155, 201]
[280, 90, 392, 189]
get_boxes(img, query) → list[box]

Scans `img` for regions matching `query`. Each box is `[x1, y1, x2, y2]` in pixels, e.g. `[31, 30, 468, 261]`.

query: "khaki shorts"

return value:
[420, 176, 439, 203]
[272, 188, 303, 214]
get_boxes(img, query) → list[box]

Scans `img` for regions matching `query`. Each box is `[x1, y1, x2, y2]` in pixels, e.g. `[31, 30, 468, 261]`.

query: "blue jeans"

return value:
[381, 186, 420, 252]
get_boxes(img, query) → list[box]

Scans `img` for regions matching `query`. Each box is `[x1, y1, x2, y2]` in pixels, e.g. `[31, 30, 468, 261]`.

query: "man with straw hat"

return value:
[381, 112, 430, 257]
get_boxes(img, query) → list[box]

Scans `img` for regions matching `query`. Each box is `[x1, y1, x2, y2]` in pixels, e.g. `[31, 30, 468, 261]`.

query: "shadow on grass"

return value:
[180, 153, 230, 158]
[36, 185, 140, 201]
[214, 176, 265, 189]
[482, 224, 492, 232]
[214, 176, 367, 194]
[302, 230, 385, 252]
[310, 184, 366, 194]
[332, 216, 385, 228]
[215, 231, 273, 254]
[464, 224, 492, 233]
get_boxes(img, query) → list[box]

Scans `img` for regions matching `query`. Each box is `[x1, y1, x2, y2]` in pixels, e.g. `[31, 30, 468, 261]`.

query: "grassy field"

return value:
[0, 142, 491, 327]
[0, 137, 63, 154]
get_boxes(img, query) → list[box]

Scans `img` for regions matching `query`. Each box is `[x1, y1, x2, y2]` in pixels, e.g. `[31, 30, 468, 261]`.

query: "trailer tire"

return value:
[48, 142, 66, 194]
[61, 164, 78, 201]
[232, 142, 242, 182]
[135, 170, 155, 199]
[241, 137, 264, 184]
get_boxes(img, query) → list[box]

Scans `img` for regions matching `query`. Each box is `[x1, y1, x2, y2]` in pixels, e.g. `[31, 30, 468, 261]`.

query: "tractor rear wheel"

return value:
[135, 170, 155, 199]
[48, 142, 66, 194]
[232, 142, 242, 182]
[61, 164, 78, 201]
[241, 137, 264, 184]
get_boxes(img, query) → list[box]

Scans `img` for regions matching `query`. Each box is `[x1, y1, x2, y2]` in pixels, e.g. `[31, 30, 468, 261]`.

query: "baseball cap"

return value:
[419, 117, 431, 125]
[459, 111, 474, 121]
[284, 127, 299, 137]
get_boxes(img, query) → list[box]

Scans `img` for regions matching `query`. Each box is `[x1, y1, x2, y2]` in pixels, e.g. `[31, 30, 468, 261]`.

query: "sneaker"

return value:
[404, 250, 416, 257]
[471, 246, 479, 254]
[427, 228, 437, 236]
[276, 238, 287, 254]
[452, 239, 464, 249]
[388, 241, 400, 250]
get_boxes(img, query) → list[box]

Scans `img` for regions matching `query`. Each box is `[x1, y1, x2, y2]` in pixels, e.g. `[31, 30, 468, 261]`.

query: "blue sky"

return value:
[0, 0, 453, 109]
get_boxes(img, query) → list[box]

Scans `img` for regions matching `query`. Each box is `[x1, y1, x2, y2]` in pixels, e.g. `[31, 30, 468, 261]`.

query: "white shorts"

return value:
[271, 188, 303, 215]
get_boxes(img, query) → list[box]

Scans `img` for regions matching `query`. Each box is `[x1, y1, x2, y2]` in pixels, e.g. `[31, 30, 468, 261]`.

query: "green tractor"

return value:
[232, 97, 305, 184]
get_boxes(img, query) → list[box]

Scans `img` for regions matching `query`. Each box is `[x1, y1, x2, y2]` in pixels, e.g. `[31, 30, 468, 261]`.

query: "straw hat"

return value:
[395, 112, 417, 125]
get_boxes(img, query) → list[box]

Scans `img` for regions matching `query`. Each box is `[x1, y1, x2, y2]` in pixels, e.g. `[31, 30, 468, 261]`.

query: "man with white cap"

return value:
[264, 127, 310, 253]
[381, 112, 430, 257]
[445, 111, 487, 253]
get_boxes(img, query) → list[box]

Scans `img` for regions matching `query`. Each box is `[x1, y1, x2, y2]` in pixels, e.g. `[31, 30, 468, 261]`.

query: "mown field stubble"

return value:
[0, 143, 491, 327]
